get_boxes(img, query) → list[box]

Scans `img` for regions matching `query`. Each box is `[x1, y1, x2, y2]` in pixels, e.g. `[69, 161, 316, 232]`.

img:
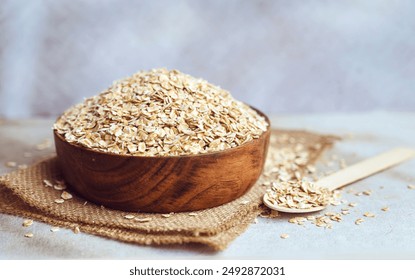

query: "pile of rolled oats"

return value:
[54, 68, 268, 156]
[265, 181, 332, 210]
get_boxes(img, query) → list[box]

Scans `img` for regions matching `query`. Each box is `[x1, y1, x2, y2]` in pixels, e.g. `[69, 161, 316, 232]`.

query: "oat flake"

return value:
[50, 227, 60, 232]
[61, 191, 73, 200]
[22, 219, 33, 227]
[280, 233, 289, 239]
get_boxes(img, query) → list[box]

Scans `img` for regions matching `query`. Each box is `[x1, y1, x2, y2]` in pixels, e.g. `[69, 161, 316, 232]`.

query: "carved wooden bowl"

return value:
[53, 109, 270, 213]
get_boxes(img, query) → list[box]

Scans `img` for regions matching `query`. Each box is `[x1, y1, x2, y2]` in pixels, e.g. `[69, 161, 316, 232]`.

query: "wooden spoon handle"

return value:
[316, 147, 415, 191]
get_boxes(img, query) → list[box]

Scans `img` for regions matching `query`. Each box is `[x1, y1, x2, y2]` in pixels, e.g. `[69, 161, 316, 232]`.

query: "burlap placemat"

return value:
[0, 129, 337, 250]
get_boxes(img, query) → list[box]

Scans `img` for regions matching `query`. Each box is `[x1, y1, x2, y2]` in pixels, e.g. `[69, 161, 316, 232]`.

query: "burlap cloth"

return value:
[0, 129, 336, 251]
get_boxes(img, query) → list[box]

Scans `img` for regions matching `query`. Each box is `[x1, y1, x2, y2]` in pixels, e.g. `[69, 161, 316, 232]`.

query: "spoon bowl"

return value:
[263, 193, 326, 213]
[263, 148, 415, 214]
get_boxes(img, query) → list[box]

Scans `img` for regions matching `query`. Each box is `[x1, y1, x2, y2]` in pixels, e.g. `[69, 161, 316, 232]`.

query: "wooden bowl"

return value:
[53, 108, 271, 213]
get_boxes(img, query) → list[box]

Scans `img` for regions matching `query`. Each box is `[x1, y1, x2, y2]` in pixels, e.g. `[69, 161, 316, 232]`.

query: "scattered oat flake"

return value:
[54, 198, 65, 204]
[288, 218, 297, 224]
[61, 191, 73, 200]
[22, 219, 33, 227]
[5, 161, 17, 168]
[267, 210, 279, 218]
[355, 218, 364, 225]
[135, 217, 152, 223]
[363, 190, 372, 196]
[124, 214, 135, 220]
[74, 226, 80, 234]
[349, 202, 357, 207]
[24, 233, 34, 238]
[364, 212, 375, 218]
[381, 207, 390, 212]
[50, 227, 60, 232]
[408, 184, 415, 190]
[43, 179, 53, 187]
[329, 213, 342, 222]
[280, 233, 289, 239]
[54, 184, 66, 190]
[287, 217, 307, 226]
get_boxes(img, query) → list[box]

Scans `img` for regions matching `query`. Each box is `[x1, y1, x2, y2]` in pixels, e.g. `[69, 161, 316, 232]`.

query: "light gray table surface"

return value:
[0, 111, 414, 259]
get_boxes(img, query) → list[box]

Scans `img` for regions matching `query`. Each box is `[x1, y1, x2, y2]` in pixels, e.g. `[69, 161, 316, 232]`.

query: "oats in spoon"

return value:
[265, 181, 332, 210]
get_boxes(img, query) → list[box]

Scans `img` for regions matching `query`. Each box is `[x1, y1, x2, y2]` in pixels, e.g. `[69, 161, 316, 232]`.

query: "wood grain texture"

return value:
[53, 110, 271, 213]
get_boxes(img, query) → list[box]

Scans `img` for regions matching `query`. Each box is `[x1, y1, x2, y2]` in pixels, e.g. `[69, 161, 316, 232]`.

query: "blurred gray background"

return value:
[0, 0, 414, 119]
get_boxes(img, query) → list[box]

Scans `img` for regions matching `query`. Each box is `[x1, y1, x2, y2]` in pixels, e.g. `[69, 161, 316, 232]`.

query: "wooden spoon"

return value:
[263, 147, 415, 214]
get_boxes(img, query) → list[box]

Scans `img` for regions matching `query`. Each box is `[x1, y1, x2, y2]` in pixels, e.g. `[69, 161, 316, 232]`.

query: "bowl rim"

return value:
[53, 105, 271, 159]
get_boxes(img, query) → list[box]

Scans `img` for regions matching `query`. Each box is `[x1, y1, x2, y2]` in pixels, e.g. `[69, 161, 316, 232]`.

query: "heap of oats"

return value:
[265, 181, 331, 209]
[54, 68, 268, 156]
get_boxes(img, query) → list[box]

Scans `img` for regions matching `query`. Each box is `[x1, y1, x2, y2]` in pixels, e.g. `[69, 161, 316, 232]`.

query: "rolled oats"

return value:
[363, 190, 372, 196]
[43, 179, 53, 187]
[50, 227, 60, 232]
[54, 68, 268, 156]
[54, 184, 66, 191]
[355, 218, 364, 225]
[22, 219, 33, 227]
[61, 191, 73, 200]
[265, 181, 331, 210]
[134, 217, 152, 223]
[363, 212, 375, 218]
[280, 233, 289, 239]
